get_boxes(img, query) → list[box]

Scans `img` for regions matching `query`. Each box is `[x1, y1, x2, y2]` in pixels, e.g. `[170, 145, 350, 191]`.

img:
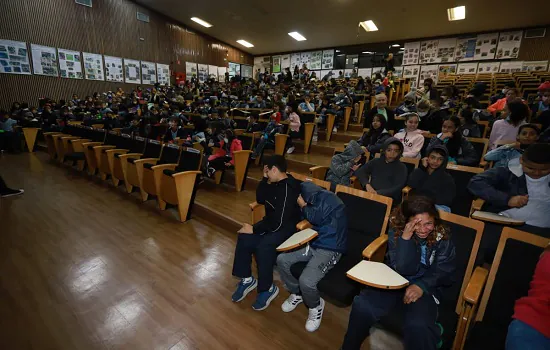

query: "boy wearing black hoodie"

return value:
[232, 155, 302, 311]
[407, 145, 456, 212]
[355, 138, 408, 204]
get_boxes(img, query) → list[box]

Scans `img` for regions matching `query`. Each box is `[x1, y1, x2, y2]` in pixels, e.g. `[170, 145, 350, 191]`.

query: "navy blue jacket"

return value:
[300, 182, 347, 253]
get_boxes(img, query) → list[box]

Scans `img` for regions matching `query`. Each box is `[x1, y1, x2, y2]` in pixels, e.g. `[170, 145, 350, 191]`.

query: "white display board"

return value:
[300, 52, 312, 68]
[31, 44, 58, 76]
[357, 68, 372, 79]
[438, 64, 457, 77]
[419, 40, 440, 64]
[496, 31, 522, 59]
[217, 66, 227, 82]
[455, 37, 477, 62]
[499, 61, 524, 73]
[281, 54, 291, 70]
[474, 33, 498, 60]
[403, 42, 420, 65]
[156, 63, 170, 85]
[457, 63, 478, 74]
[253, 56, 271, 74]
[208, 65, 217, 80]
[124, 58, 141, 83]
[197, 63, 208, 82]
[291, 53, 301, 70]
[241, 65, 253, 78]
[228, 62, 240, 78]
[272, 55, 281, 73]
[310, 51, 322, 70]
[393, 66, 403, 78]
[403, 65, 420, 87]
[419, 64, 439, 87]
[140, 61, 156, 85]
[522, 61, 548, 72]
[437, 38, 457, 63]
[58, 48, 83, 79]
[104, 56, 123, 82]
[322, 49, 334, 69]
[83, 52, 104, 81]
[477, 62, 501, 74]
[0, 39, 31, 75]
[186, 62, 197, 80]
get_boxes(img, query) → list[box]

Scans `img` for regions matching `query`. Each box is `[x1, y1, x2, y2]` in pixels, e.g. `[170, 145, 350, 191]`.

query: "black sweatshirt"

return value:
[253, 174, 302, 235]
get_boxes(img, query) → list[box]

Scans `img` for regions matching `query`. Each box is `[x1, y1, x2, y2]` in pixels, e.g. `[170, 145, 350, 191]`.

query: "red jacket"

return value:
[208, 138, 243, 165]
[512, 251, 550, 338]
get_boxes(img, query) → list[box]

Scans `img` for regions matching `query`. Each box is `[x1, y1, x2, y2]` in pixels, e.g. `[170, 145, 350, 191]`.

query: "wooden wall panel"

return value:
[0, 0, 252, 109]
[518, 27, 550, 61]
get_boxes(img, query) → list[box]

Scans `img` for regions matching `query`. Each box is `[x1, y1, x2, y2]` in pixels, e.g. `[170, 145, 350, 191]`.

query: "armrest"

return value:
[402, 186, 412, 201]
[171, 170, 201, 178]
[133, 158, 159, 164]
[362, 235, 389, 261]
[81, 142, 102, 147]
[105, 148, 129, 154]
[463, 267, 489, 305]
[250, 201, 265, 225]
[249, 201, 263, 211]
[70, 138, 90, 145]
[151, 163, 178, 171]
[93, 145, 116, 150]
[470, 199, 485, 216]
[296, 220, 313, 231]
[309, 165, 329, 180]
[61, 136, 80, 141]
[479, 160, 488, 169]
[350, 176, 363, 190]
[118, 153, 143, 159]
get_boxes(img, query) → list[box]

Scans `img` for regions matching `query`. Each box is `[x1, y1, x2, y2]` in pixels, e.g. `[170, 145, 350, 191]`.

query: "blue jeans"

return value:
[506, 319, 550, 350]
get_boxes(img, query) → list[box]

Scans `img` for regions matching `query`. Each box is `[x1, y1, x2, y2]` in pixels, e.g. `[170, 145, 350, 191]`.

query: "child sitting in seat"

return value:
[358, 114, 391, 155]
[428, 116, 478, 166]
[251, 119, 283, 160]
[394, 113, 425, 159]
[341, 196, 456, 350]
[277, 181, 347, 332]
[325, 140, 364, 187]
[484, 124, 540, 168]
[457, 107, 481, 138]
[206, 130, 242, 177]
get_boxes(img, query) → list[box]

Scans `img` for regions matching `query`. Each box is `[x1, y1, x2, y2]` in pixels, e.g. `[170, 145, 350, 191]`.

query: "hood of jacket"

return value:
[339, 140, 364, 162]
[300, 181, 324, 204]
[425, 144, 450, 171]
[380, 137, 404, 160]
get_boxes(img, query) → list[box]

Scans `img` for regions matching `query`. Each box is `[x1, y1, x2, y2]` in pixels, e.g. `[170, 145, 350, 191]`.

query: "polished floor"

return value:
[0, 152, 401, 350]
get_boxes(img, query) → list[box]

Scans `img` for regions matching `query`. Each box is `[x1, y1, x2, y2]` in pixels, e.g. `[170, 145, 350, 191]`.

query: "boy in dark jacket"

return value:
[408, 145, 456, 212]
[355, 137, 408, 204]
[428, 117, 478, 166]
[277, 181, 347, 332]
[232, 156, 302, 310]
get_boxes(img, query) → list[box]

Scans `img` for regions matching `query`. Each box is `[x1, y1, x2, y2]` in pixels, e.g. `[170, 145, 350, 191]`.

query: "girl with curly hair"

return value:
[341, 196, 456, 350]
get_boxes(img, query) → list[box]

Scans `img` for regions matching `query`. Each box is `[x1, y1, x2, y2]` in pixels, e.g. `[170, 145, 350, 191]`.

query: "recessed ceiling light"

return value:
[236, 40, 254, 48]
[336, 50, 341, 52]
[359, 20, 378, 32]
[190, 17, 212, 28]
[391, 44, 400, 47]
[447, 6, 466, 21]
[288, 32, 306, 41]
[337, 54, 345, 56]
[362, 51, 373, 54]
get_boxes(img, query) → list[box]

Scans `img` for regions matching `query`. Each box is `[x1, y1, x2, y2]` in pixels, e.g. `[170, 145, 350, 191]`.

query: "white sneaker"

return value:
[305, 298, 325, 332]
[332, 127, 337, 133]
[286, 146, 295, 154]
[312, 135, 318, 142]
[281, 293, 303, 312]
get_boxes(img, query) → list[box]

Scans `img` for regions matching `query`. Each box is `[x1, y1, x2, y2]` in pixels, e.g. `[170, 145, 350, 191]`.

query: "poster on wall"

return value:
[208, 65, 217, 80]
[322, 49, 334, 69]
[419, 64, 439, 87]
[402, 42, 420, 65]
[83, 52, 104, 81]
[157, 63, 170, 85]
[455, 37, 477, 61]
[217, 66, 227, 82]
[357, 68, 372, 79]
[185, 62, 197, 80]
[31, 44, 58, 76]
[403, 65, 420, 87]
[521, 61, 548, 72]
[474, 33, 498, 60]
[281, 54, 290, 70]
[228, 62, 240, 78]
[477, 62, 501, 74]
[310, 51, 322, 70]
[241, 65, 253, 78]
[58, 48, 83, 79]
[0, 39, 31, 75]
[393, 66, 403, 78]
[419, 40, 439, 64]
[457, 63, 478, 74]
[496, 30, 522, 59]
[140, 61, 156, 85]
[300, 52, 312, 68]
[438, 64, 457, 77]
[499, 61, 524, 73]
[272, 55, 281, 73]
[197, 63, 208, 82]
[291, 53, 301, 70]
[437, 38, 456, 63]
[104, 56, 123, 82]
[124, 58, 141, 83]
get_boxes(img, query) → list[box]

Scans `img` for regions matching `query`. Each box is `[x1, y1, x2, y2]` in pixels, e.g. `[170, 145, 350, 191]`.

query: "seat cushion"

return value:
[127, 157, 138, 164]
[115, 153, 121, 158]
[64, 152, 85, 161]
[163, 169, 177, 177]
[143, 163, 154, 170]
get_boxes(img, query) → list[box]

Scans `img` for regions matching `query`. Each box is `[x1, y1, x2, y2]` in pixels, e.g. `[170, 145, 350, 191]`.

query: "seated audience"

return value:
[341, 196, 456, 350]
[231, 156, 301, 310]
[506, 244, 550, 350]
[364, 93, 395, 130]
[251, 120, 282, 160]
[163, 117, 188, 143]
[428, 116, 478, 166]
[457, 107, 481, 138]
[285, 106, 301, 154]
[490, 81, 515, 104]
[534, 110, 550, 134]
[408, 146, 456, 212]
[468, 143, 550, 228]
[531, 89, 549, 116]
[358, 114, 391, 154]
[277, 181, 347, 332]
[487, 88, 519, 115]
[355, 138, 408, 204]
[415, 78, 439, 101]
[206, 130, 242, 177]
[484, 124, 540, 168]
[488, 98, 528, 150]
[325, 140, 364, 187]
[395, 91, 417, 116]
[394, 113, 425, 159]
[417, 100, 444, 134]
[246, 114, 263, 133]
[298, 95, 316, 114]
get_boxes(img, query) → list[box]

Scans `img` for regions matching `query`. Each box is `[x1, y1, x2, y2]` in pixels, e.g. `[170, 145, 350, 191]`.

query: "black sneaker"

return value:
[1, 189, 24, 198]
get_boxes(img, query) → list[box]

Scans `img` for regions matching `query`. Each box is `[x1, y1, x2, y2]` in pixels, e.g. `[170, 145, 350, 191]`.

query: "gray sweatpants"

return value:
[276, 245, 342, 308]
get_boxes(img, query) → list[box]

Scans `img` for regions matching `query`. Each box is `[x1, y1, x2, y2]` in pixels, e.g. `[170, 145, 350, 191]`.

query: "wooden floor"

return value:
[1, 152, 402, 350]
